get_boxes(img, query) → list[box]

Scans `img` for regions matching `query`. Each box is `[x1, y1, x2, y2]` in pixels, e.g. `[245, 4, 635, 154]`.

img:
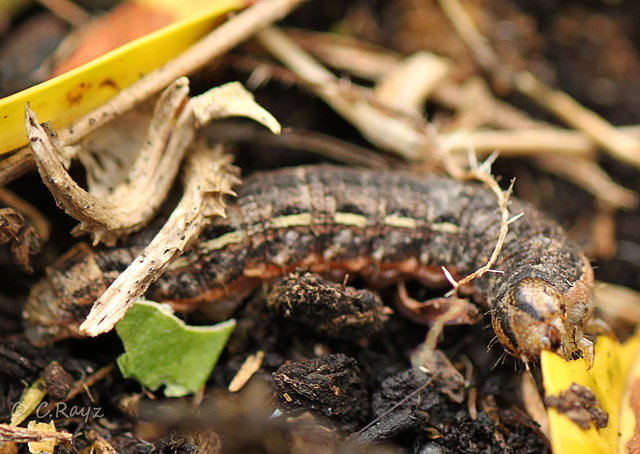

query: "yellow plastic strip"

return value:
[0, 0, 244, 155]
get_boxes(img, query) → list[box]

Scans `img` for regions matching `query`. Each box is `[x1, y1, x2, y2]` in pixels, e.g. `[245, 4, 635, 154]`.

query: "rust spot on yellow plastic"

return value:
[66, 82, 92, 106]
[99, 78, 119, 90]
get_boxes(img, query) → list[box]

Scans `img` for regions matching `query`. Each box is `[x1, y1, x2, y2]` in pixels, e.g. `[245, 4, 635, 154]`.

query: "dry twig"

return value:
[257, 26, 434, 161]
[440, 128, 595, 158]
[374, 51, 450, 116]
[228, 351, 265, 392]
[438, 0, 640, 169]
[268, 28, 638, 209]
[0, 424, 71, 443]
[285, 29, 537, 131]
[513, 73, 640, 169]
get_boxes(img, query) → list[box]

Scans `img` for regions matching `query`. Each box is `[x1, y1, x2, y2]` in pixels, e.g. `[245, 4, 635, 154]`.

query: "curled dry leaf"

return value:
[0, 208, 41, 273]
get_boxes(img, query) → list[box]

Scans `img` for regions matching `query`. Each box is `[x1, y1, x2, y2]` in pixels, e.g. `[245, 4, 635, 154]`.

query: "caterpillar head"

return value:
[492, 276, 593, 366]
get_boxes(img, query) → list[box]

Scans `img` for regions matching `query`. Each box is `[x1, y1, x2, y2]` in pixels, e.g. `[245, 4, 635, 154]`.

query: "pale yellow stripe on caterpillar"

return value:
[200, 230, 245, 252]
[270, 213, 314, 228]
[333, 212, 368, 228]
[383, 214, 418, 229]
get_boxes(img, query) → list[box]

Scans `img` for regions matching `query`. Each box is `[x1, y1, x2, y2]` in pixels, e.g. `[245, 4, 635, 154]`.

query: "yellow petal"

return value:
[542, 334, 640, 453]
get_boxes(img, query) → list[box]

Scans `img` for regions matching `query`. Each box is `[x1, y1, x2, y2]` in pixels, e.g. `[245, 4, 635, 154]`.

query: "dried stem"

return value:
[257, 26, 433, 161]
[24, 79, 193, 245]
[79, 148, 240, 337]
[228, 351, 265, 392]
[35, 0, 90, 26]
[374, 51, 450, 116]
[284, 29, 538, 130]
[534, 155, 638, 210]
[0, 424, 72, 443]
[513, 73, 640, 169]
[261, 15, 637, 209]
[0, 149, 36, 185]
[438, 0, 640, 169]
[439, 128, 596, 158]
[436, 0, 503, 76]
[25, 105, 119, 238]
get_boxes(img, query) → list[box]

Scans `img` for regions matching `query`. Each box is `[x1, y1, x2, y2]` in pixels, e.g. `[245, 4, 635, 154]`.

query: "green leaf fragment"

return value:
[115, 300, 235, 397]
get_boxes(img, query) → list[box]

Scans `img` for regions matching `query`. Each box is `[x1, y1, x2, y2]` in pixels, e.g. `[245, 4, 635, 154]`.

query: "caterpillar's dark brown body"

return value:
[24, 165, 594, 362]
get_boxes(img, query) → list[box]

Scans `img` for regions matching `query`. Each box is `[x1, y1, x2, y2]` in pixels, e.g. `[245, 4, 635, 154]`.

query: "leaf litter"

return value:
[3, 0, 640, 453]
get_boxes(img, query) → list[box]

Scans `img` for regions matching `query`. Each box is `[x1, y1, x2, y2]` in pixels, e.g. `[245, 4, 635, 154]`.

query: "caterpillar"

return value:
[24, 165, 594, 363]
